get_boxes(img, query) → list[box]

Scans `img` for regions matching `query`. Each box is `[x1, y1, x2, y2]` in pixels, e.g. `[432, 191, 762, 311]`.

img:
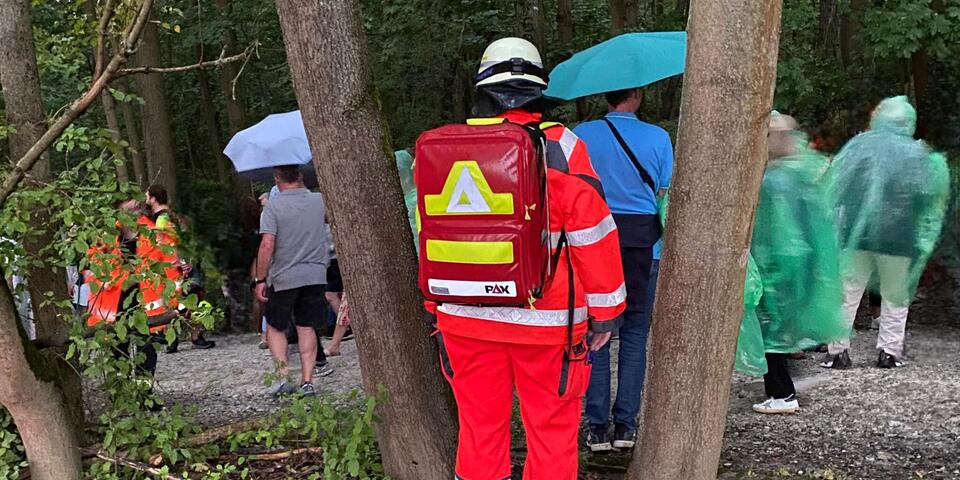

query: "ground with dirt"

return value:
[98, 292, 959, 480]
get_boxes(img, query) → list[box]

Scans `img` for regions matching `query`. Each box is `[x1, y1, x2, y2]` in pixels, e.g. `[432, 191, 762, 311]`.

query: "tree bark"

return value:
[818, 0, 838, 55]
[119, 79, 147, 186]
[214, 0, 246, 136]
[839, 0, 867, 67]
[102, 90, 130, 181]
[0, 276, 81, 480]
[0, 0, 85, 437]
[133, 21, 177, 201]
[557, 0, 574, 56]
[610, 0, 626, 34]
[515, 0, 546, 54]
[195, 50, 229, 180]
[628, 1, 783, 479]
[274, 1, 459, 478]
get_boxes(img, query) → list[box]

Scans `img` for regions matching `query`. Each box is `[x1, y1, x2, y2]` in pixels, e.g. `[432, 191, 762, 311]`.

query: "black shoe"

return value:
[818, 350, 852, 369]
[165, 339, 179, 354]
[612, 424, 636, 450]
[877, 351, 903, 369]
[586, 426, 612, 453]
[341, 328, 354, 341]
[192, 338, 216, 349]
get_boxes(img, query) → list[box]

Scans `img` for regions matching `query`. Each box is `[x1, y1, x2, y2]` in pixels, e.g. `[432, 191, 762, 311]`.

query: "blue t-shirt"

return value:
[574, 112, 674, 259]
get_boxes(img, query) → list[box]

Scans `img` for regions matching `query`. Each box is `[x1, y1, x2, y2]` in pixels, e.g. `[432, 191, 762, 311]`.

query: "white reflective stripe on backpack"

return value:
[438, 303, 588, 327]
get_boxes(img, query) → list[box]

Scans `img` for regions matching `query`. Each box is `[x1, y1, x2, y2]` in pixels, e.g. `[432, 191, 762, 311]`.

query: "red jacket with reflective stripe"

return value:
[435, 110, 626, 345]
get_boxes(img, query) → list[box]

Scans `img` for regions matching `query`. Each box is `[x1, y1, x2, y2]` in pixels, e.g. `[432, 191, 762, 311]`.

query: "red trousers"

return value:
[438, 331, 591, 480]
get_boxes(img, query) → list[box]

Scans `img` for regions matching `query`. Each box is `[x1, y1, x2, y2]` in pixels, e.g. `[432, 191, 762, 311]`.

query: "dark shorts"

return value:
[265, 284, 327, 330]
[326, 259, 344, 294]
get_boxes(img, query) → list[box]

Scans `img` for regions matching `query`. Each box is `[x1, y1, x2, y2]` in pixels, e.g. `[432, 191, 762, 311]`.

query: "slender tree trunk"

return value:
[839, 0, 867, 67]
[214, 0, 246, 136]
[133, 21, 178, 200]
[610, 0, 626, 34]
[0, 273, 81, 480]
[818, 0, 838, 55]
[515, 0, 546, 53]
[195, 52, 229, 181]
[910, 0, 944, 139]
[557, 0, 574, 53]
[0, 0, 85, 440]
[628, 1, 783, 479]
[101, 89, 130, 181]
[274, 1, 459, 478]
[119, 79, 147, 187]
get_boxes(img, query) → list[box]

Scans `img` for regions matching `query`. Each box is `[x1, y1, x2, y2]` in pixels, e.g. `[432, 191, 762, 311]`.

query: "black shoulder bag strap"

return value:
[602, 118, 657, 195]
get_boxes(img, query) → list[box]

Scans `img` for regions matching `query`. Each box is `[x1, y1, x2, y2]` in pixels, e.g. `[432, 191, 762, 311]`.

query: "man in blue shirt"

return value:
[573, 88, 673, 452]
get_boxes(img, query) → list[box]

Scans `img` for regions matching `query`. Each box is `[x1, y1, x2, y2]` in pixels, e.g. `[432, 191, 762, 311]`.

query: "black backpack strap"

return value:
[602, 118, 657, 195]
[556, 231, 576, 396]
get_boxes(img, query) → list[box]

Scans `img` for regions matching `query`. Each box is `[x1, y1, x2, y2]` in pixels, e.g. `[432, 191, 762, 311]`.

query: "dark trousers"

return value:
[585, 248, 654, 431]
[763, 353, 795, 399]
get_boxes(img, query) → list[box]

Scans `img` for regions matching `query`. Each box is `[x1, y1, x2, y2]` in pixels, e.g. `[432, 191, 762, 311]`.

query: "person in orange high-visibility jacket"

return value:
[427, 38, 626, 480]
[137, 210, 182, 328]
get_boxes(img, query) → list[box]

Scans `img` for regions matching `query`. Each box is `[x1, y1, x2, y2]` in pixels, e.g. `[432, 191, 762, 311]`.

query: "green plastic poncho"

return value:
[751, 135, 848, 353]
[735, 255, 768, 376]
[825, 96, 951, 304]
[395, 149, 418, 250]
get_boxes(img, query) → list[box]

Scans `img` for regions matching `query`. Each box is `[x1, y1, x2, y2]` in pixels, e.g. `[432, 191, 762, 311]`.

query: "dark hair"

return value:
[605, 88, 638, 108]
[273, 165, 302, 184]
[147, 184, 168, 205]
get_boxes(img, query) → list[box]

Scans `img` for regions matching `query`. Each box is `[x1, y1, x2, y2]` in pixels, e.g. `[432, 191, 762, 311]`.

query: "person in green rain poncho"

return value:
[395, 148, 419, 249]
[819, 96, 950, 370]
[739, 112, 848, 414]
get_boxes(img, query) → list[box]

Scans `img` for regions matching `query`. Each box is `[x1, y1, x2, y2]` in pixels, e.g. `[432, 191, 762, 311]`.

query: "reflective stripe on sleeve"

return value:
[558, 128, 578, 159]
[438, 304, 588, 327]
[586, 283, 627, 308]
[550, 214, 617, 248]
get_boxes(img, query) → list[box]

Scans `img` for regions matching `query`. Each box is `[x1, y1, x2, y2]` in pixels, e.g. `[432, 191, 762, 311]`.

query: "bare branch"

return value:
[113, 42, 255, 79]
[94, 451, 181, 480]
[0, 0, 154, 208]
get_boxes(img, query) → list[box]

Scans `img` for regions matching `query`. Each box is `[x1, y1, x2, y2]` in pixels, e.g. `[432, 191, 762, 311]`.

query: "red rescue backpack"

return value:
[414, 119, 551, 306]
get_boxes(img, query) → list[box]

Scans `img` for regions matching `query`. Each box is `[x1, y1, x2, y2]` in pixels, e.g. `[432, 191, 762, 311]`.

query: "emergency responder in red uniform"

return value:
[429, 38, 627, 480]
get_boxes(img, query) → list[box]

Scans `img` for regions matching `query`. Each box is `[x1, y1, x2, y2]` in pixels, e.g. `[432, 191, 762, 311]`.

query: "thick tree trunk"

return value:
[628, 1, 783, 479]
[274, 1, 459, 478]
[119, 79, 147, 187]
[0, 0, 85, 438]
[134, 21, 178, 201]
[0, 275, 81, 480]
[610, 0, 639, 34]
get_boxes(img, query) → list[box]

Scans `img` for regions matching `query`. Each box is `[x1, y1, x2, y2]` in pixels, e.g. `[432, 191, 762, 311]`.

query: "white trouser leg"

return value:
[828, 251, 873, 356]
[875, 254, 912, 358]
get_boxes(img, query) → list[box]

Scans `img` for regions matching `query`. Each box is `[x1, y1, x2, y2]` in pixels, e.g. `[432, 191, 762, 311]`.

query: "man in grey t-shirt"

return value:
[253, 165, 332, 397]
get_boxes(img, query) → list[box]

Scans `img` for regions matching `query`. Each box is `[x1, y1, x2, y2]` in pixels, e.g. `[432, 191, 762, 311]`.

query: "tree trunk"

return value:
[910, 0, 944, 139]
[101, 89, 130, 181]
[515, 0, 546, 53]
[195, 51, 229, 181]
[839, 0, 867, 67]
[818, 0, 837, 55]
[119, 79, 147, 187]
[0, 274, 81, 480]
[133, 21, 178, 201]
[214, 0, 246, 136]
[0, 0, 85, 439]
[628, 1, 783, 479]
[610, 0, 626, 34]
[274, 1, 459, 478]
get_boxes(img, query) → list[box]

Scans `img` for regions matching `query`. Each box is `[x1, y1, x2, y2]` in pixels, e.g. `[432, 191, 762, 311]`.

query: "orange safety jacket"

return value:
[86, 215, 181, 332]
[137, 214, 182, 319]
[432, 109, 626, 346]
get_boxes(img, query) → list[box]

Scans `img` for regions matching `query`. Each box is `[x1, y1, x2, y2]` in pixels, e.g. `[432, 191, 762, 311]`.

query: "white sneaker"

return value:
[752, 396, 800, 414]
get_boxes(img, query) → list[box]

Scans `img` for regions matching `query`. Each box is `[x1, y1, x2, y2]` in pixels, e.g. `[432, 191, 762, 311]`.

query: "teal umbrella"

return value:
[543, 32, 687, 100]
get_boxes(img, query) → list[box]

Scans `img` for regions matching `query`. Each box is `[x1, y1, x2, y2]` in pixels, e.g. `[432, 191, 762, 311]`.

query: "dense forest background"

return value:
[3, 0, 959, 320]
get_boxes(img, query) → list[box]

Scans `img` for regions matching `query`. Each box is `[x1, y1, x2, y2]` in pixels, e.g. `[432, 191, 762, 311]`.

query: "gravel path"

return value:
[153, 333, 363, 426]
[140, 318, 959, 479]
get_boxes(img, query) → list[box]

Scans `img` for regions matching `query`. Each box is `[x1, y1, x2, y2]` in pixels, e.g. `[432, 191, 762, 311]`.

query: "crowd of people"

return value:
[394, 37, 949, 479]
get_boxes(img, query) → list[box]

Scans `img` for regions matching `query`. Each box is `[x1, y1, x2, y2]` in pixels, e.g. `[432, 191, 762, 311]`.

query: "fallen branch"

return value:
[94, 451, 180, 480]
[182, 414, 276, 447]
[235, 447, 324, 462]
[113, 42, 256, 79]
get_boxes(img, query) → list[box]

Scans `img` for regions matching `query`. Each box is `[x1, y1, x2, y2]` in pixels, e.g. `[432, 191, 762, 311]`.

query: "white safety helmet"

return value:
[474, 37, 548, 88]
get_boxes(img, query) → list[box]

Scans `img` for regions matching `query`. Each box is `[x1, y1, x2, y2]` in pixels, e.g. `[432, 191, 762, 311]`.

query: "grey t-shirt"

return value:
[259, 188, 330, 291]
